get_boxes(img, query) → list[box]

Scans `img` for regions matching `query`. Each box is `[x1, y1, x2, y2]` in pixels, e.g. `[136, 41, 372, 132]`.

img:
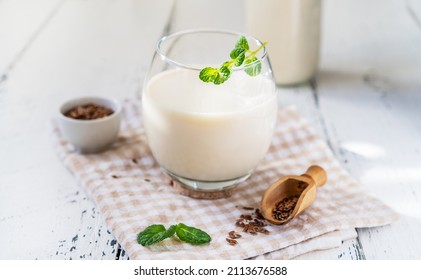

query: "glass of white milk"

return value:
[142, 30, 277, 193]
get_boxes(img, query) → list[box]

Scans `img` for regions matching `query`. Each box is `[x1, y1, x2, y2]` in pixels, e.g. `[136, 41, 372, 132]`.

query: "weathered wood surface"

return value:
[1, 0, 420, 259]
[0, 0, 174, 260]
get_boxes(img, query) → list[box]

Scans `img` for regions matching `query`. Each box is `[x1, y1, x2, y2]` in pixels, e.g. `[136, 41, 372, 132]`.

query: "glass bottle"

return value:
[246, 0, 322, 86]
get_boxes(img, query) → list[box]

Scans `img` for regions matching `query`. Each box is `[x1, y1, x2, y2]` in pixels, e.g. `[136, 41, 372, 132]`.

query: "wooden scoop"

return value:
[260, 165, 327, 225]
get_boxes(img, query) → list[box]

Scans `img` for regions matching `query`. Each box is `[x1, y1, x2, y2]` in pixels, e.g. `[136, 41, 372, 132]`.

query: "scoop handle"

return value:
[302, 165, 327, 187]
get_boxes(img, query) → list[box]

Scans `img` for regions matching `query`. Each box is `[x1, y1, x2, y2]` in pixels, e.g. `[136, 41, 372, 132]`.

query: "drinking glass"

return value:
[142, 29, 277, 194]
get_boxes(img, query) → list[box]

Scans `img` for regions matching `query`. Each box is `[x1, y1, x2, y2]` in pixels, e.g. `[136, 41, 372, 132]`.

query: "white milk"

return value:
[143, 69, 277, 182]
[246, 0, 321, 85]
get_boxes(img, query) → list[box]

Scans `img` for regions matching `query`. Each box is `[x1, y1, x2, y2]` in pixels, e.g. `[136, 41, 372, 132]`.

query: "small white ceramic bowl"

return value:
[58, 96, 122, 154]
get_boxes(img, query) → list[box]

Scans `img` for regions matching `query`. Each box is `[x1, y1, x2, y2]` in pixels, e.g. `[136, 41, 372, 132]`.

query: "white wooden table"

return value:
[1, 0, 420, 260]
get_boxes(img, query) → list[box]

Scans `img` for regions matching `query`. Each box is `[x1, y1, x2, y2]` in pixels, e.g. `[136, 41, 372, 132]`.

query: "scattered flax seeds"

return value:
[228, 207, 269, 243]
[235, 207, 269, 236]
[111, 175, 119, 179]
[226, 206, 271, 246]
[272, 195, 299, 222]
[225, 231, 242, 246]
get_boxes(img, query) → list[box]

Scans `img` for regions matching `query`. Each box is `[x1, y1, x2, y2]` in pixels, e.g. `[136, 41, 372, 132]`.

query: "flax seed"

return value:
[228, 231, 242, 239]
[226, 238, 238, 246]
[240, 214, 253, 220]
[235, 220, 245, 227]
[254, 208, 264, 220]
[256, 227, 270, 235]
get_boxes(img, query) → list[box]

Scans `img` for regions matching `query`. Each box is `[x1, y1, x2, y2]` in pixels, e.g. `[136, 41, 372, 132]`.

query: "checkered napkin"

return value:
[52, 98, 399, 260]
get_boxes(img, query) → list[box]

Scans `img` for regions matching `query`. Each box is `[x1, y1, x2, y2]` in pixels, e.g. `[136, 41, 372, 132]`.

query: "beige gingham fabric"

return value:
[253, 228, 357, 260]
[52, 98, 399, 259]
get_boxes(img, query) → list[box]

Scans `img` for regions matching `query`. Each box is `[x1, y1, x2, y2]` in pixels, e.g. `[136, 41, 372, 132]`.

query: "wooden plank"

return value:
[0, 0, 174, 259]
[407, 0, 421, 29]
[294, 238, 365, 260]
[317, 0, 421, 259]
[0, 0, 63, 75]
[266, 0, 421, 259]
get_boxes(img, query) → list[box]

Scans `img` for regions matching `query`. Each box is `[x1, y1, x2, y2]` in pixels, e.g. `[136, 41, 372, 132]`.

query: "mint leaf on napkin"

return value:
[137, 223, 211, 246]
[137, 224, 176, 246]
[175, 223, 212, 245]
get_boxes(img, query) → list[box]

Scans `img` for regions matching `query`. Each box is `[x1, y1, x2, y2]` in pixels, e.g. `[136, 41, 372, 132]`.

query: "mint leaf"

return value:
[230, 47, 245, 60]
[199, 37, 267, 85]
[235, 36, 249, 51]
[175, 223, 211, 245]
[244, 57, 262, 77]
[199, 67, 219, 83]
[219, 65, 231, 80]
[200, 66, 231, 84]
[137, 224, 176, 246]
[234, 51, 245, 67]
[207, 66, 230, 85]
[137, 224, 165, 245]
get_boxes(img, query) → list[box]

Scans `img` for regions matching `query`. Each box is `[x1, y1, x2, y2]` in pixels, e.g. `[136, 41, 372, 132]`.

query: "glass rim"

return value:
[156, 29, 268, 72]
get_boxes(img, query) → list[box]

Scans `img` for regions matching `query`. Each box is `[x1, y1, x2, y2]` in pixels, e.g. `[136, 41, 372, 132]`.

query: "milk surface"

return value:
[143, 69, 277, 181]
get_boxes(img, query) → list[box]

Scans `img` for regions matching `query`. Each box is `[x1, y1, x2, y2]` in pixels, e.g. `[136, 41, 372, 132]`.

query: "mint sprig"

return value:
[137, 223, 211, 246]
[199, 36, 267, 85]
